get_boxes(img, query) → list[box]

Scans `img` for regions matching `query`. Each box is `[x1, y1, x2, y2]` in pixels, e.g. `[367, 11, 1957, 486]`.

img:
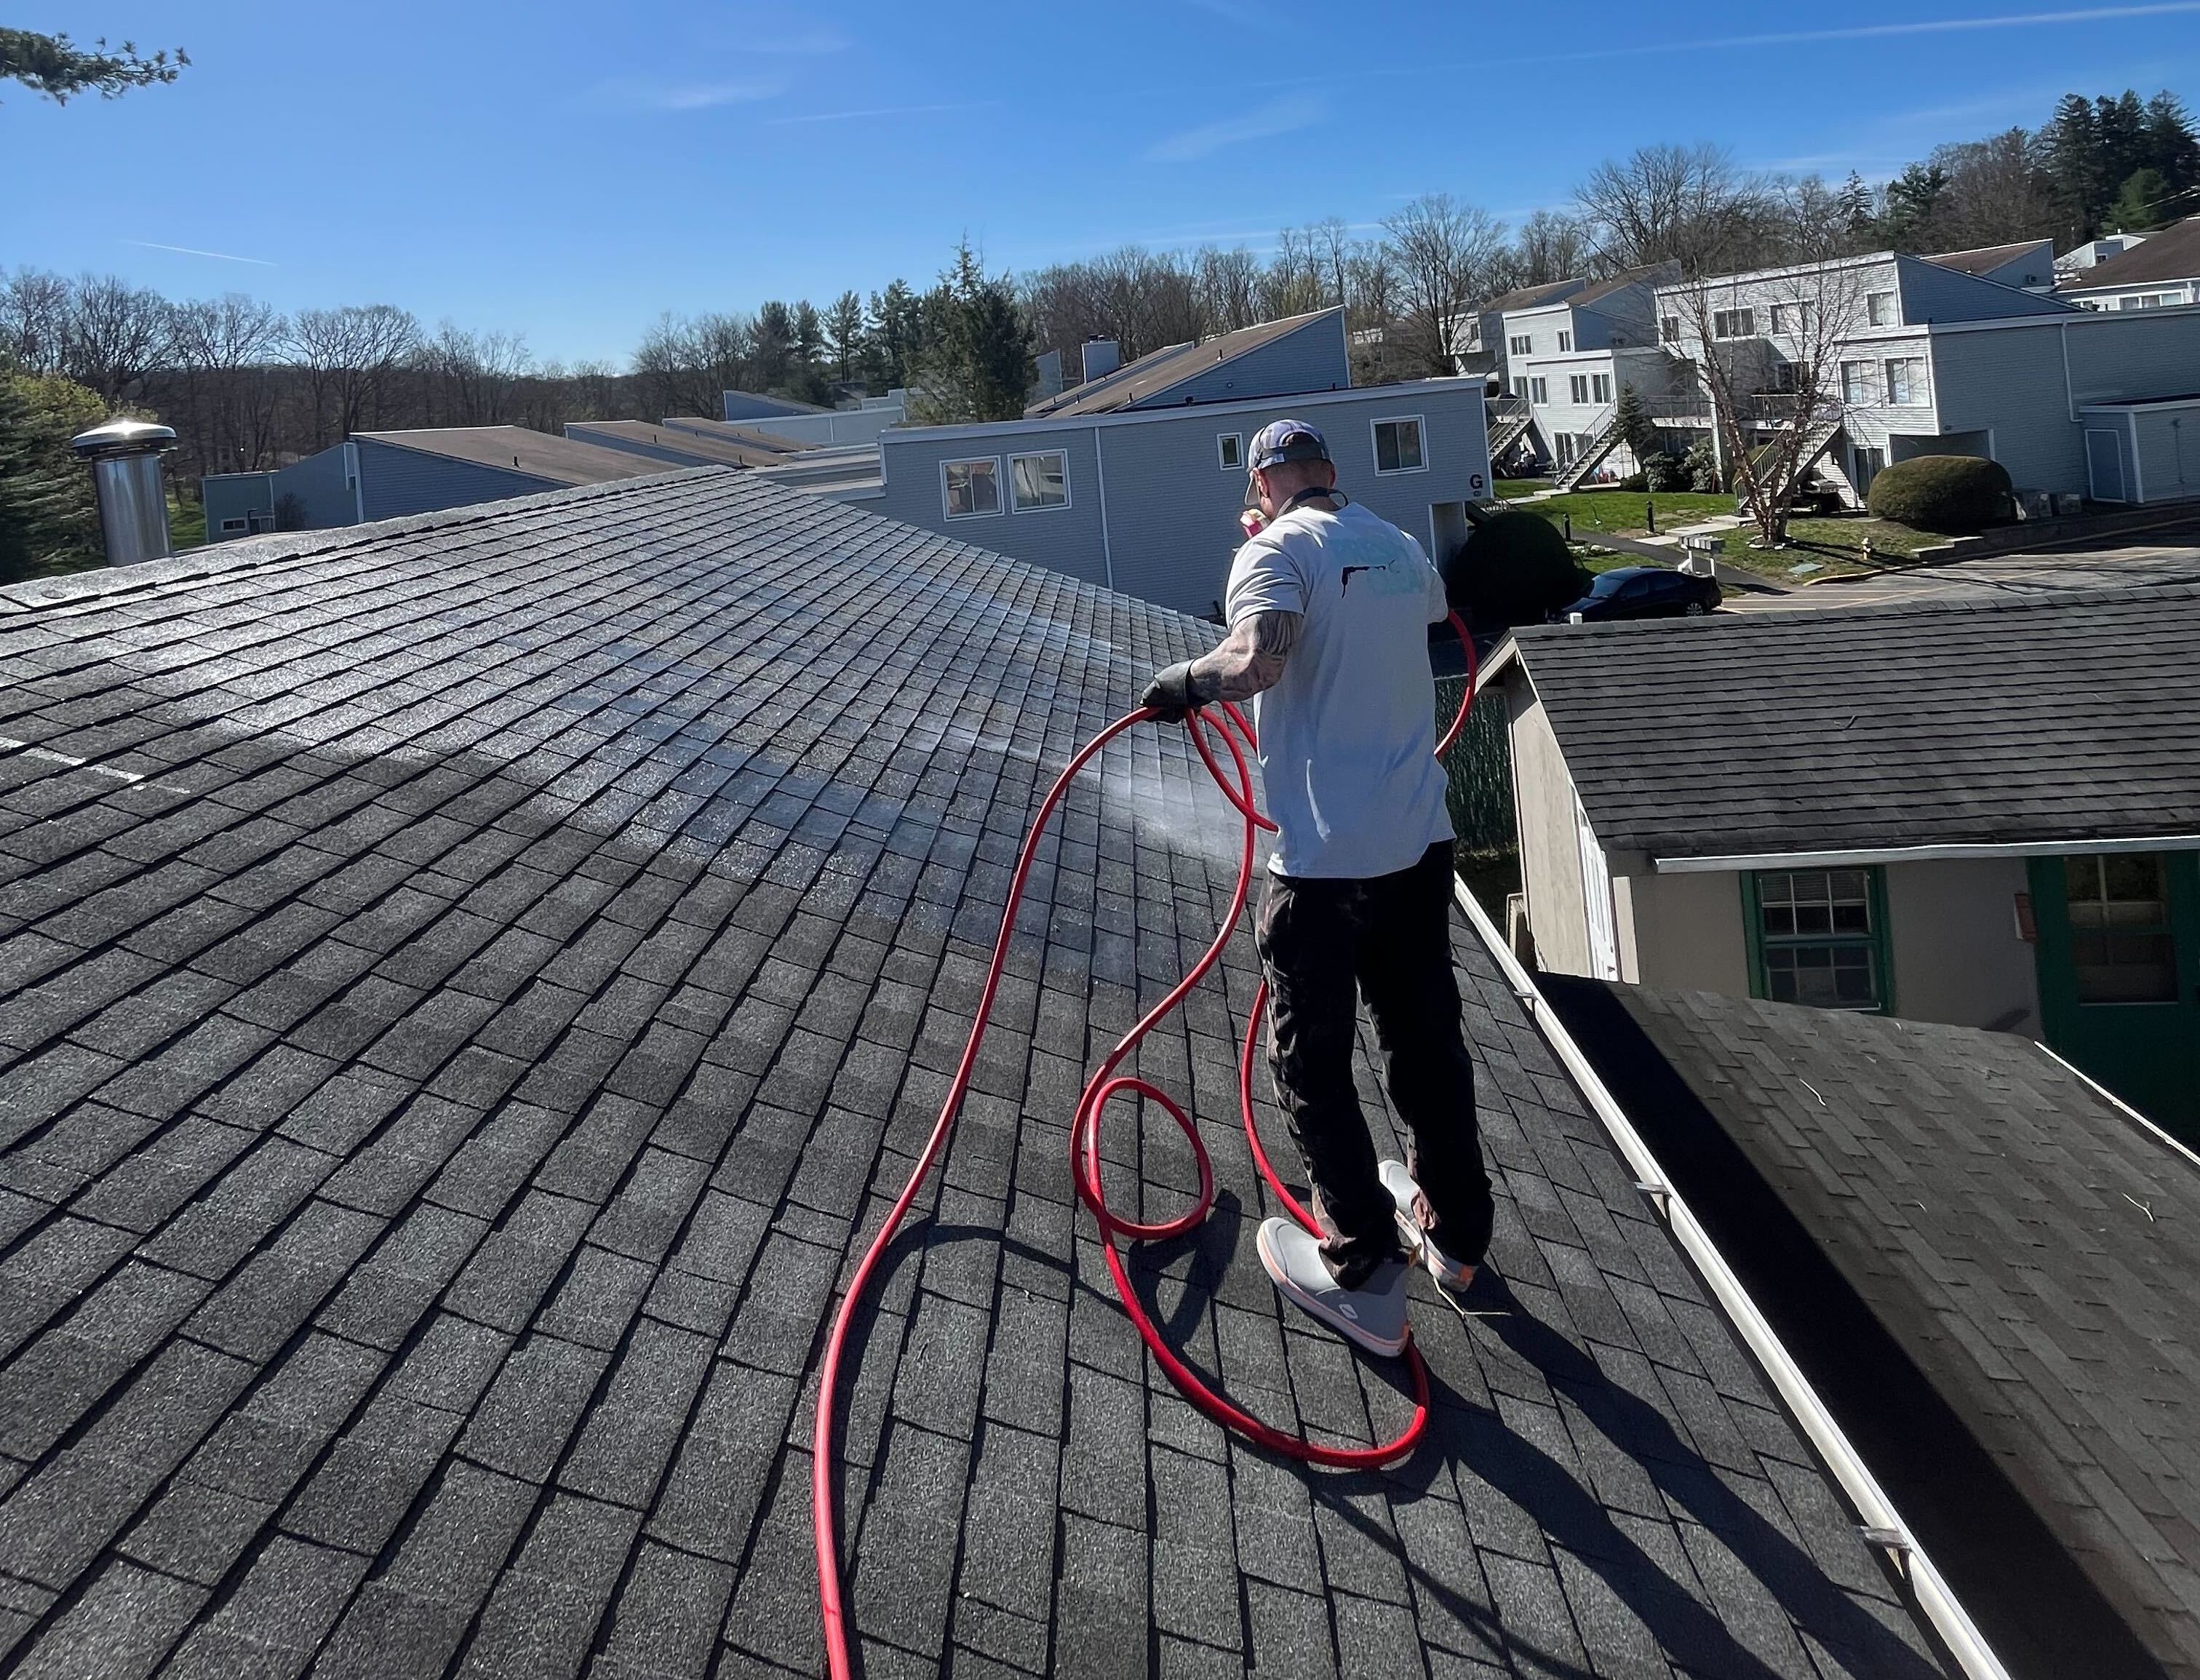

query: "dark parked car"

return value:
[1555, 565, 1721, 622]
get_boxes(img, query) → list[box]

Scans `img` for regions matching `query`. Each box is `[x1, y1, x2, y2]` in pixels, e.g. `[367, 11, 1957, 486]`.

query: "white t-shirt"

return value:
[1223, 499, 1454, 880]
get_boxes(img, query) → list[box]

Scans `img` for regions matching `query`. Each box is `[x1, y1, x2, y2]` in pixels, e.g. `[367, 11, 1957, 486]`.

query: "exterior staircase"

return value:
[1744, 410, 1854, 508]
[1551, 405, 1622, 492]
[1486, 397, 1537, 468]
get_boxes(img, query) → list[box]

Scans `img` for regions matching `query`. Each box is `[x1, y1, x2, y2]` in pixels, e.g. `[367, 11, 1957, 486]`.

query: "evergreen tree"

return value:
[751, 301, 794, 392]
[2107, 167, 2176, 231]
[1878, 164, 1948, 250]
[2143, 91, 2200, 192]
[906, 243, 1033, 424]
[1, 28, 185, 101]
[823, 290, 869, 387]
[0, 369, 105, 582]
[865, 280, 924, 390]
[2038, 93, 2108, 242]
[1611, 384, 1659, 474]
[1836, 171, 1877, 242]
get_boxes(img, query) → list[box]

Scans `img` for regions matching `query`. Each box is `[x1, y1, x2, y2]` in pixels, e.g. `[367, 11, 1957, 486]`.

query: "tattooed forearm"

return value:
[1187, 610, 1301, 703]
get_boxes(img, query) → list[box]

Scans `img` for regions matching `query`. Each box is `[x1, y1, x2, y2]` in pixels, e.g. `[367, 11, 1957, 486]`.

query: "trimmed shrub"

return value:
[1448, 509, 1582, 629]
[1682, 437, 1723, 493]
[1865, 454, 2014, 533]
[1643, 453, 1689, 492]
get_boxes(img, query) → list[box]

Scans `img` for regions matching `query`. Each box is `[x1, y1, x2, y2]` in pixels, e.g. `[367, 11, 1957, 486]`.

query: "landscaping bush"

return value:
[1865, 454, 2014, 534]
[1643, 454, 1689, 492]
[1682, 437, 1723, 493]
[1615, 471, 1649, 493]
[1446, 509, 1582, 629]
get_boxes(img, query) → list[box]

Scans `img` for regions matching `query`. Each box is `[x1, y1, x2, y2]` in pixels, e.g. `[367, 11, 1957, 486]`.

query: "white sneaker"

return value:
[1379, 1161, 1477, 1289]
[1255, 1218, 1409, 1358]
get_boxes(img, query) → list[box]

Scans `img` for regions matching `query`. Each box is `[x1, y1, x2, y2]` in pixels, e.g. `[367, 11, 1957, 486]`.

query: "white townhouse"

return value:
[2057, 216, 2200, 313]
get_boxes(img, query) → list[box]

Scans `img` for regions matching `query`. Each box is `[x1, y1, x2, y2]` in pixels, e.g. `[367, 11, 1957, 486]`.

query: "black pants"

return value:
[1254, 840, 1494, 1289]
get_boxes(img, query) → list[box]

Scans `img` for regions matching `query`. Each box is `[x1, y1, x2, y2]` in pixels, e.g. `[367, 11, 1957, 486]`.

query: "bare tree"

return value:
[631, 310, 753, 418]
[63, 274, 172, 401]
[1382, 194, 1508, 376]
[1514, 210, 1588, 285]
[1575, 144, 1777, 276]
[0, 268, 73, 373]
[1667, 257, 1873, 546]
[286, 303, 419, 446]
[1196, 245, 1260, 333]
[167, 292, 286, 477]
[417, 322, 533, 424]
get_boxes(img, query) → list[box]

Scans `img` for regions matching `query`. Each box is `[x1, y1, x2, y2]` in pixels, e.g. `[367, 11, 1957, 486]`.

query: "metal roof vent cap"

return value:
[70, 418, 177, 567]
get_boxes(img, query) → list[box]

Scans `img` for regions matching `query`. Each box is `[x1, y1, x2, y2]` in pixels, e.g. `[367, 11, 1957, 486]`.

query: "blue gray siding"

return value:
[1894, 255, 2074, 325]
[204, 445, 362, 539]
[1141, 312, 1350, 407]
[721, 391, 818, 421]
[1931, 310, 2200, 495]
[354, 439, 557, 522]
[869, 383, 1492, 616]
[202, 471, 275, 541]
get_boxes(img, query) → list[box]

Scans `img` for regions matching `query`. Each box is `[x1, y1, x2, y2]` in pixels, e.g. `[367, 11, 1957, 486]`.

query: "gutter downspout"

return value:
[1452, 880, 2014, 1680]
[1093, 424, 1115, 591]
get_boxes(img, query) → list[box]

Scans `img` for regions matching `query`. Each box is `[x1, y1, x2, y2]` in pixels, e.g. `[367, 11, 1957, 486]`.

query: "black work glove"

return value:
[1139, 661, 1197, 723]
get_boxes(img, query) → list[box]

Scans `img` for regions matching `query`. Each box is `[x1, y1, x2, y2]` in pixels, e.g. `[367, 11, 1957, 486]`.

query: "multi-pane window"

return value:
[1509, 334, 1532, 355]
[1530, 376, 1549, 404]
[1555, 434, 1578, 467]
[1750, 868, 1886, 1010]
[1591, 373, 1613, 403]
[1372, 416, 1426, 473]
[2065, 855, 2178, 1003]
[1769, 301, 1812, 335]
[1713, 308, 1756, 338]
[941, 458, 1001, 518]
[1569, 375, 1590, 404]
[1867, 290, 1898, 327]
[1558, 330, 1574, 352]
[1218, 433, 1243, 470]
[1009, 450, 1069, 511]
[1839, 360, 1878, 405]
[1659, 315, 1681, 343]
[1883, 357, 1926, 405]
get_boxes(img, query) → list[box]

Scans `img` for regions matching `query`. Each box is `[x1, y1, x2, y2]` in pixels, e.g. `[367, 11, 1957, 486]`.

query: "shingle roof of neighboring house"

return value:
[1480, 278, 1592, 317]
[1566, 263, 1681, 311]
[659, 415, 819, 455]
[354, 426, 679, 487]
[1573, 982, 2200, 1679]
[1507, 585, 2200, 862]
[2060, 215, 2200, 290]
[1025, 308, 1342, 420]
[564, 421, 794, 470]
[1923, 239, 2051, 276]
[720, 389, 834, 416]
[0, 471, 1948, 1678]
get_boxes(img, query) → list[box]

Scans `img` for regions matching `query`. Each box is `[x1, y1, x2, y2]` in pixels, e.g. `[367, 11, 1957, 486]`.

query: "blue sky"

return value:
[6, 1, 2197, 364]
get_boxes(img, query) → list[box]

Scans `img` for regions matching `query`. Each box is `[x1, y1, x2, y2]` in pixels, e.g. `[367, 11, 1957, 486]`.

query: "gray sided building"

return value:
[853, 308, 1494, 617]
[201, 427, 679, 541]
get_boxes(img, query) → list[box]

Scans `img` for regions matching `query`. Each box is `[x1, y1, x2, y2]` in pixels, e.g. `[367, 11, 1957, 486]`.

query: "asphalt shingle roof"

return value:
[1024, 309, 1343, 421]
[354, 427, 680, 488]
[0, 469, 1946, 1678]
[2062, 216, 2200, 291]
[1571, 983, 2200, 1679]
[1509, 586, 2200, 861]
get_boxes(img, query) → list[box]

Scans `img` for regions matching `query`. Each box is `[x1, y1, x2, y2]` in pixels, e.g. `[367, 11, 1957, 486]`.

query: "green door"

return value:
[2030, 853, 2200, 1139]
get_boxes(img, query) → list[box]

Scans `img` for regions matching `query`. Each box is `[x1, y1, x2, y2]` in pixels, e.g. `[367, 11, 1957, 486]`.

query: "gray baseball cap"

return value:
[1247, 419, 1330, 473]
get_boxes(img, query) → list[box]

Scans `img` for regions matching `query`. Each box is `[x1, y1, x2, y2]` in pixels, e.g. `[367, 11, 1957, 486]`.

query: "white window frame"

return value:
[1008, 449, 1071, 513]
[1659, 315, 1681, 343]
[940, 455, 1003, 519]
[1509, 334, 1532, 356]
[1591, 373, 1612, 404]
[1866, 290, 1899, 327]
[1882, 357, 1928, 407]
[219, 516, 248, 533]
[1557, 330, 1573, 353]
[1370, 414, 1429, 476]
[1530, 376, 1549, 405]
[1568, 374, 1588, 405]
[1713, 307, 1757, 340]
[1769, 300, 1812, 336]
[1217, 432, 1243, 471]
[1838, 359, 1878, 406]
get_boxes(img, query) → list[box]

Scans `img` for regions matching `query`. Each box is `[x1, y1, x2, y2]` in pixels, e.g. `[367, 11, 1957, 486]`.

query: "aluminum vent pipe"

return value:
[70, 418, 177, 567]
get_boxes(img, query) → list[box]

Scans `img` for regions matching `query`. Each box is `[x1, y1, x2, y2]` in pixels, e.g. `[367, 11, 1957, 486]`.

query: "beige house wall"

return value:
[1614, 872, 1753, 993]
[1884, 857, 2041, 1034]
[1504, 675, 1592, 976]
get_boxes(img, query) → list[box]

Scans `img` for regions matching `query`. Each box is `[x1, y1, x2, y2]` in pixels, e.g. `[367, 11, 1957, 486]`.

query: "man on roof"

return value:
[1139, 418, 1494, 1358]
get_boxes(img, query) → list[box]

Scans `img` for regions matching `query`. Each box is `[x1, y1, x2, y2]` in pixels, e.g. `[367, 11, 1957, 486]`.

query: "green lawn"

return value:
[1514, 489, 1739, 537]
[168, 493, 206, 550]
[1710, 514, 1944, 578]
[1495, 477, 1551, 496]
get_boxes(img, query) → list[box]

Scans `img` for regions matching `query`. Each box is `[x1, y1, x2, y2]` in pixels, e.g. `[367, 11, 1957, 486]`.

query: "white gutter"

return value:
[1453, 880, 2012, 1680]
[1653, 834, 2200, 873]
[2030, 1043, 2200, 1175]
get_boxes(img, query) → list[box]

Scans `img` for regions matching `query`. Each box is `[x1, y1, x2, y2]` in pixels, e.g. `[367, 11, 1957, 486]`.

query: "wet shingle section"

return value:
[1, 470, 1947, 1676]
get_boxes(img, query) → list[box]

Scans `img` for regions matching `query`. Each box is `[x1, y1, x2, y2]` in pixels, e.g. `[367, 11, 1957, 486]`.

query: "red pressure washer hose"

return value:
[810, 613, 1478, 1679]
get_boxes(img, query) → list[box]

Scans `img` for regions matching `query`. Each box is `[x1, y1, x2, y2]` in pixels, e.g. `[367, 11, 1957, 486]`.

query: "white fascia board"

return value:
[885, 378, 1488, 448]
[1654, 834, 2200, 872]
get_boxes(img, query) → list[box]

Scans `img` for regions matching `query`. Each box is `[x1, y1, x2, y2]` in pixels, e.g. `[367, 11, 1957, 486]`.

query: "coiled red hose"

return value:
[811, 613, 1478, 1679]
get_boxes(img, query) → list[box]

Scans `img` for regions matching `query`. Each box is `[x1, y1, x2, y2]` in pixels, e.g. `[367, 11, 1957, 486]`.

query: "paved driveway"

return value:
[1721, 517, 2200, 612]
